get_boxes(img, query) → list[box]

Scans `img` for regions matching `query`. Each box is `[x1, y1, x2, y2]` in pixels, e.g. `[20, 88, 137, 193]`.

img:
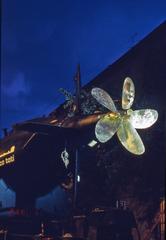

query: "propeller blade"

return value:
[91, 87, 117, 112]
[95, 113, 121, 143]
[129, 109, 158, 129]
[117, 119, 145, 155]
[122, 77, 135, 110]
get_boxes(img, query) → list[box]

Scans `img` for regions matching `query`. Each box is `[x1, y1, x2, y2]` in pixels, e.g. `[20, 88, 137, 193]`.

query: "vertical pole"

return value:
[74, 64, 81, 114]
[73, 148, 78, 210]
[160, 198, 165, 240]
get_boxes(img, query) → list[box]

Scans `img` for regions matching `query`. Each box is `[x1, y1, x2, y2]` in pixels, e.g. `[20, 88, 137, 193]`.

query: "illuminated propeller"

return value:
[91, 77, 158, 155]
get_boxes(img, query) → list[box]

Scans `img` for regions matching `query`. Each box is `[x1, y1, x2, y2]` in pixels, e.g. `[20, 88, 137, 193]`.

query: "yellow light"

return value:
[0, 145, 16, 168]
[50, 119, 58, 124]
[0, 155, 15, 168]
[0, 145, 15, 159]
[0, 160, 5, 167]
[5, 155, 15, 164]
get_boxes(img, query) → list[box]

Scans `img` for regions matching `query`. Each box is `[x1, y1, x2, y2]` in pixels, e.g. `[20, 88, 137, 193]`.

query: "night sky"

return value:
[1, 0, 166, 133]
[0, 0, 166, 210]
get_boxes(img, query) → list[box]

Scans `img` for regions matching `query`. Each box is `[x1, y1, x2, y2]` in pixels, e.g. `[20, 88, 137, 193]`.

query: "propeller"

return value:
[91, 77, 158, 155]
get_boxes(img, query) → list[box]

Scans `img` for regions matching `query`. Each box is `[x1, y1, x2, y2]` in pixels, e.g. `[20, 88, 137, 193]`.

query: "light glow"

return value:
[0, 145, 16, 168]
[88, 140, 97, 147]
[77, 175, 80, 182]
[0, 145, 15, 158]
[0, 155, 15, 167]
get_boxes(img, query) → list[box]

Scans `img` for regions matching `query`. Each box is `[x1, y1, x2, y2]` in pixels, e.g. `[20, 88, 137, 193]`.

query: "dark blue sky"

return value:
[0, 0, 166, 209]
[1, 0, 166, 131]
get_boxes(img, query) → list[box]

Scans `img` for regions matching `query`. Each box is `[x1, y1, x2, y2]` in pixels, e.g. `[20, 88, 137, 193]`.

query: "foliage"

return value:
[59, 88, 106, 116]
